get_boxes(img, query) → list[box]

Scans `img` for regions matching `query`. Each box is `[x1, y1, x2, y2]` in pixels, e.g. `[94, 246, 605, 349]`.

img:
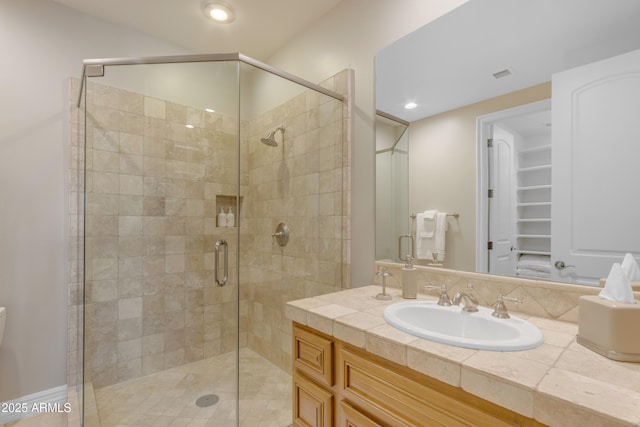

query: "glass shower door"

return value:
[78, 53, 347, 426]
[82, 59, 241, 427]
[236, 60, 346, 425]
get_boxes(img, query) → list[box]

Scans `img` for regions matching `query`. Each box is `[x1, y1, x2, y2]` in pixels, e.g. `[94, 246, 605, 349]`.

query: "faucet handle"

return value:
[375, 267, 393, 300]
[404, 255, 414, 269]
[376, 267, 392, 277]
[492, 294, 523, 319]
[424, 285, 452, 306]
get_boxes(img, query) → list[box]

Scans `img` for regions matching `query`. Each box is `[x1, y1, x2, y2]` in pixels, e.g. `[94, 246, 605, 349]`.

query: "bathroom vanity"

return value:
[292, 322, 542, 426]
[286, 285, 640, 427]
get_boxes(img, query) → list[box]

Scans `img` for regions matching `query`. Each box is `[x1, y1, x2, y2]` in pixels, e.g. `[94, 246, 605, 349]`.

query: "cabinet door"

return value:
[293, 372, 333, 427]
[338, 401, 383, 427]
[338, 346, 522, 427]
[294, 324, 334, 387]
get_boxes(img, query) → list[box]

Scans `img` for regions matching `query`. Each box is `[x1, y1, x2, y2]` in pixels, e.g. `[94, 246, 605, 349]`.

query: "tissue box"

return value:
[577, 295, 640, 362]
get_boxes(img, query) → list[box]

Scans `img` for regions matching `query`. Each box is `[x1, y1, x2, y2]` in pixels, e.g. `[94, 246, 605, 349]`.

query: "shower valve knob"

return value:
[272, 223, 290, 247]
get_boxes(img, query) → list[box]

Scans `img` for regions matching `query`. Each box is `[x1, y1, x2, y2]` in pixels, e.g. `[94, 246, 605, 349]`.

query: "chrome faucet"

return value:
[492, 294, 523, 319]
[424, 285, 452, 306]
[452, 285, 478, 312]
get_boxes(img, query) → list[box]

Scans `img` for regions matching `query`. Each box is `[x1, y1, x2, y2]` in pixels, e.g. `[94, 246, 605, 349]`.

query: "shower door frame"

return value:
[76, 52, 346, 427]
[78, 53, 345, 108]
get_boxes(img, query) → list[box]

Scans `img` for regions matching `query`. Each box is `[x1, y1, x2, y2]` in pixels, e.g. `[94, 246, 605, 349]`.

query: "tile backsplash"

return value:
[374, 261, 640, 323]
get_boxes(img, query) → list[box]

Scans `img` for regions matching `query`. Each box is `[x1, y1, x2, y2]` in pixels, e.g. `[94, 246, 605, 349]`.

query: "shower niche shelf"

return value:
[216, 195, 242, 228]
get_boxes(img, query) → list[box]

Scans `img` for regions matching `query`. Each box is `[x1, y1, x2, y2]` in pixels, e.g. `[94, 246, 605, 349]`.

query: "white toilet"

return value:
[0, 307, 6, 346]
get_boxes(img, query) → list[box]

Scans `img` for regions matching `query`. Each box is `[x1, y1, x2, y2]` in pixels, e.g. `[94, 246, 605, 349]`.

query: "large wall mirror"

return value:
[375, 0, 640, 285]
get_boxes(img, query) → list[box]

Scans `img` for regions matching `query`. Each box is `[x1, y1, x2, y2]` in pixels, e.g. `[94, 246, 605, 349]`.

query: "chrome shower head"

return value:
[260, 126, 285, 147]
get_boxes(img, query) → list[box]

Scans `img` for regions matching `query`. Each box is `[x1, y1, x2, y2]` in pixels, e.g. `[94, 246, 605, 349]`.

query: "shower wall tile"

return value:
[82, 81, 240, 388]
[144, 97, 166, 119]
[119, 90, 144, 114]
[242, 69, 351, 372]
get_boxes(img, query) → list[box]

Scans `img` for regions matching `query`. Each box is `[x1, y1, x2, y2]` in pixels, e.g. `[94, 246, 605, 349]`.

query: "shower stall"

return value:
[71, 53, 349, 427]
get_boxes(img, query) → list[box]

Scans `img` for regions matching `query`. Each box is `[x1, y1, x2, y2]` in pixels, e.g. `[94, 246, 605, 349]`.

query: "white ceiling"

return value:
[376, 0, 640, 122]
[51, 0, 344, 60]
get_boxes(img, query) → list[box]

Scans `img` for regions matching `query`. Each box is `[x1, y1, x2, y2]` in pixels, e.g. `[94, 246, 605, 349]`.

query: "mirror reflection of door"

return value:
[551, 48, 640, 284]
[488, 125, 517, 275]
[479, 100, 552, 278]
[482, 48, 640, 285]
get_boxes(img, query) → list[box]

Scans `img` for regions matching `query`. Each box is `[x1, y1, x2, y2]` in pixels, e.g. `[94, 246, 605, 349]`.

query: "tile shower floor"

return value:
[92, 348, 292, 427]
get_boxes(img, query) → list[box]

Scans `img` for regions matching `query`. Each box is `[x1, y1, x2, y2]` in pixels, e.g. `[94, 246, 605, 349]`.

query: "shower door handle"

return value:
[398, 234, 415, 262]
[215, 239, 228, 286]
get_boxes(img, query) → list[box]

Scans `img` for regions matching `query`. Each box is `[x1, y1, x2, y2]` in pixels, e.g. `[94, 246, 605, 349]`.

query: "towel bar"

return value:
[410, 212, 459, 219]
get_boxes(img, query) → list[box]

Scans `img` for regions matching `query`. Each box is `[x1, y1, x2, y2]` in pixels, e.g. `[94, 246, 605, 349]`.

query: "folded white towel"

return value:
[517, 255, 551, 267]
[517, 264, 551, 274]
[416, 210, 437, 259]
[516, 268, 550, 278]
[421, 210, 436, 220]
[517, 255, 551, 273]
[433, 212, 447, 262]
[415, 210, 447, 261]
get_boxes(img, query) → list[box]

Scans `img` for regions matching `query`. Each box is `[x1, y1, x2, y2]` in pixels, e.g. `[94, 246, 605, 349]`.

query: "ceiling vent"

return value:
[492, 69, 513, 79]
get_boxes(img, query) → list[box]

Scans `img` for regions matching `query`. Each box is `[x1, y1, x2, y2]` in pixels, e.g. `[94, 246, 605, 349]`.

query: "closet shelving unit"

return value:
[516, 144, 551, 257]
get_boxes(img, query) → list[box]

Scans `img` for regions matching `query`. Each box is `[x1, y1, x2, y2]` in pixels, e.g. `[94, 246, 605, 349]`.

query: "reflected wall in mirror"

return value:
[375, 0, 640, 285]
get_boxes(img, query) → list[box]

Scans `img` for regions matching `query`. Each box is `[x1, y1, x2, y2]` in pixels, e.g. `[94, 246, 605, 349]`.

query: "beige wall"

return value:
[408, 82, 551, 271]
[0, 0, 189, 402]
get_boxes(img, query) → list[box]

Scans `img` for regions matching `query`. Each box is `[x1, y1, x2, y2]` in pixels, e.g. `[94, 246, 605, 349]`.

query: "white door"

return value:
[552, 48, 640, 284]
[488, 125, 516, 275]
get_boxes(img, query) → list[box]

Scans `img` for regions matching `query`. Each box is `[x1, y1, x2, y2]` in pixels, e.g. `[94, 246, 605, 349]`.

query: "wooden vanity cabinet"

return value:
[292, 324, 336, 426]
[293, 373, 334, 427]
[293, 322, 546, 427]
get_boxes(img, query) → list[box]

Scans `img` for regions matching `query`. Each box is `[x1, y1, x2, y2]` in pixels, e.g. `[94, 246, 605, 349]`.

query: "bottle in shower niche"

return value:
[226, 207, 235, 227]
[217, 207, 227, 227]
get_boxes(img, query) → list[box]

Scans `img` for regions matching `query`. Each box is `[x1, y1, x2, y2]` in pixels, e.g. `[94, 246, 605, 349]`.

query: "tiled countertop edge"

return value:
[286, 286, 640, 427]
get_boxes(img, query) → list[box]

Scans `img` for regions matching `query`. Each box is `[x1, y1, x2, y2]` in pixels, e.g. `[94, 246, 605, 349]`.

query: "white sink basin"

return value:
[383, 301, 544, 351]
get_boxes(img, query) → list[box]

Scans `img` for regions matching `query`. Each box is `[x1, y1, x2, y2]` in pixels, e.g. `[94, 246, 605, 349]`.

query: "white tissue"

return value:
[599, 262, 636, 304]
[621, 253, 640, 281]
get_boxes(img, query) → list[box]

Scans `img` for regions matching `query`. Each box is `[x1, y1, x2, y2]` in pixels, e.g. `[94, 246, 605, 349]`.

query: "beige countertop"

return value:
[285, 285, 640, 427]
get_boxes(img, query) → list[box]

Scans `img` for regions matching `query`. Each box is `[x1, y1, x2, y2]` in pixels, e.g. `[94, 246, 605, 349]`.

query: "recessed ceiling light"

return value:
[202, 2, 235, 23]
[205, 108, 216, 113]
[404, 102, 418, 110]
[185, 124, 195, 129]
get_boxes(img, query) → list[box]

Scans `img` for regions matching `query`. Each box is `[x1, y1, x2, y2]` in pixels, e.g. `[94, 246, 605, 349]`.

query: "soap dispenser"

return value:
[402, 255, 417, 299]
[217, 207, 227, 227]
